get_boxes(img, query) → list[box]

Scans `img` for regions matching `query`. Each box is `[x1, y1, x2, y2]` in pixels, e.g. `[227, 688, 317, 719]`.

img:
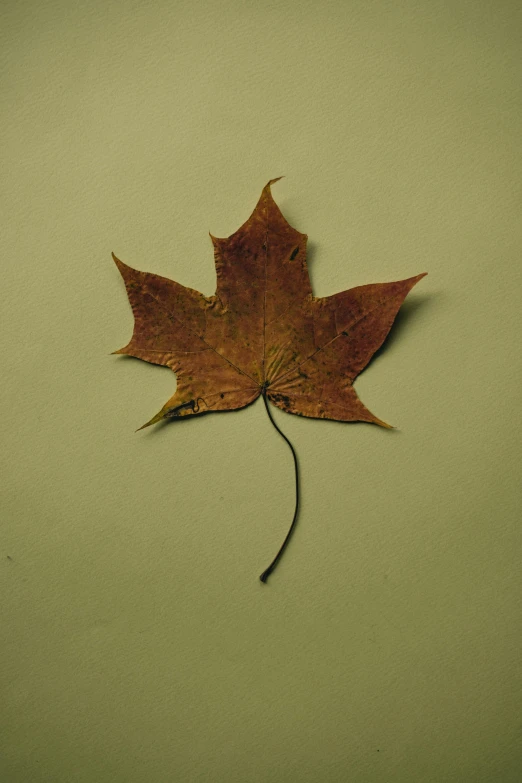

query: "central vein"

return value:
[261, 208, 269, 385]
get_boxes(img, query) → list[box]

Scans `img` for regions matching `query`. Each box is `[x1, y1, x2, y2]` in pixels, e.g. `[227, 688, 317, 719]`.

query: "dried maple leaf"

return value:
[112, 179, 426, 581]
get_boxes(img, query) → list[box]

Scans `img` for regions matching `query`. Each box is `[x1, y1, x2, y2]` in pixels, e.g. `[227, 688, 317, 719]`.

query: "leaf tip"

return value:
[374, 415, 395, 429]
[136, 406, 170, 431]
[112, 252, 127, 277]
[112, 252, 136, 279]
[265, 176, 284, 190]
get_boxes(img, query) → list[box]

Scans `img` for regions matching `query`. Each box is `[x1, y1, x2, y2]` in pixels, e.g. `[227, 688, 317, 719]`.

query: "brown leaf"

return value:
[112, 179, 426, 430]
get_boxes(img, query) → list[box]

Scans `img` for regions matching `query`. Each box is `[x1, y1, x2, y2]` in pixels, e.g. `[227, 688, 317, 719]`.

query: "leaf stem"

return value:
[259, 391, 300, 583]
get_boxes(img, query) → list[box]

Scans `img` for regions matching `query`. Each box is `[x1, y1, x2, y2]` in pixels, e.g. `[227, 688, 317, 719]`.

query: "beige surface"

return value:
[2, 1, 521, 781]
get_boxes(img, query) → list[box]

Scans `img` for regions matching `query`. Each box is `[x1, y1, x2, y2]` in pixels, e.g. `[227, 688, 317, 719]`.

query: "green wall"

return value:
[2, 1, 521, 781]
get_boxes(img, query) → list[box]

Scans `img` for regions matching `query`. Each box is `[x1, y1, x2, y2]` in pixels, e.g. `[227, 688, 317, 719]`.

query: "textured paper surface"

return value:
[2, 1, 521, 781]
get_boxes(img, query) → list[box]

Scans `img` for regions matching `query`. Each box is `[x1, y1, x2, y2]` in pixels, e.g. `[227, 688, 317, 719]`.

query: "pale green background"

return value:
[2, 1, 521, 781]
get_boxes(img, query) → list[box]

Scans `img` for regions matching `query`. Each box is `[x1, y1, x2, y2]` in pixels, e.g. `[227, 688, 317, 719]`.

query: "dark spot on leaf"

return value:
[290, 246, 299, 261]
[166, 399, 200, 417]
[220, 393, 224, 398]
[270, 392, 292, 409]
